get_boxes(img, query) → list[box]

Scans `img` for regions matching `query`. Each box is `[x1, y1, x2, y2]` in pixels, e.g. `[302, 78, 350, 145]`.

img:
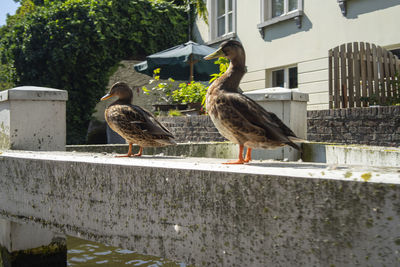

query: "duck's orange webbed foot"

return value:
[223, 159, 245, 164]
[133, 147, 143, 157]
[222, 145, 246, 164]
[116, 154, 132, 158]
[244, 147, 252, 163]
[115, 143, 142, 157]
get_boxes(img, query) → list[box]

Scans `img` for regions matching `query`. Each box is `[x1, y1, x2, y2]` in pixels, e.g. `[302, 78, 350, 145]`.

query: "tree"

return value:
[0, 0, 188, 144]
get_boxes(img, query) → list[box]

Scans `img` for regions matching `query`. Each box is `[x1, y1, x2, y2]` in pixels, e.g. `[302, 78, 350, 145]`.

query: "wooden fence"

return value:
[329, 42, 400, 109]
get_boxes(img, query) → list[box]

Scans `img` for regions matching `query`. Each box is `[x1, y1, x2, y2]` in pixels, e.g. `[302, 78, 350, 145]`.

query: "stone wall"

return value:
[158, 115, 226, 143]
[158, 106, 400, 147]
[97, 106, 400, 147]
[307, 106, 400, 147]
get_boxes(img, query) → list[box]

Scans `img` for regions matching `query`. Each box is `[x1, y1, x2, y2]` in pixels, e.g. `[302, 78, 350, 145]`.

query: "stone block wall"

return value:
[98, 106, 399, 147]
[158, 116, 226, 143]
[307, 106, 400, 147]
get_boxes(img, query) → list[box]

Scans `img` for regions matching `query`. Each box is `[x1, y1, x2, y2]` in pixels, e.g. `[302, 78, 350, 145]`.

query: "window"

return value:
[272, 69, 284, 87]
[270, 66, 298, 89]
[258, 0, 303, 36]
[271, 0, 298, 18]
[208, 0, 236, 43]
[217, 0, 234, 36]
[288, 67, 298, 88]
[390, 48, 400, 59]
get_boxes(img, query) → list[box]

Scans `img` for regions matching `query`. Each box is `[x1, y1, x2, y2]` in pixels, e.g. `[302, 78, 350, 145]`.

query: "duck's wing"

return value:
[216, 92, 300, 148]
[136, 106, 175, 138]
[108, 104, 174, 138]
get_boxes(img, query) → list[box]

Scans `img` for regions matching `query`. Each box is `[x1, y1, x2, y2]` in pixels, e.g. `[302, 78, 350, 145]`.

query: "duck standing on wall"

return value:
[101, 82, 176, 157]
[204, 40, 304, 164]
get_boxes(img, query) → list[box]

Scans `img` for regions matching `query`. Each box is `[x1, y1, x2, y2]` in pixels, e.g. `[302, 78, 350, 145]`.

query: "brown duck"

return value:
[204, 40, 304, 164]
[101, 82, 176, 157]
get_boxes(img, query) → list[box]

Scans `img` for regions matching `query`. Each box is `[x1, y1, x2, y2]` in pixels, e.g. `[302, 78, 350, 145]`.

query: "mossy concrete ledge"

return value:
[66, 142, 301, 161]
[0, 151, 400, 266]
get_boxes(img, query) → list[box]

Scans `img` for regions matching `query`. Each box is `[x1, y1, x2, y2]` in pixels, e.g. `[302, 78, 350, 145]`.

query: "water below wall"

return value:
[67, 236, 188, 267]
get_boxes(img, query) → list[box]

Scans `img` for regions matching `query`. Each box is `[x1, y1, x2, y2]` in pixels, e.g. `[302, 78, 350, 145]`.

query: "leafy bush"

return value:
[168, 109, 182, 116]
[0, 0, 188, 144]
[142, 57, 229, 113]
[142, 68, 177, 104]
[172, 81, 207, 104]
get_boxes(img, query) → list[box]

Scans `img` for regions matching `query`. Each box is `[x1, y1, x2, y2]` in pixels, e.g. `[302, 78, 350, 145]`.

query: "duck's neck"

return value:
[112, 97, 132, 106]
[218, 56, 246, 92]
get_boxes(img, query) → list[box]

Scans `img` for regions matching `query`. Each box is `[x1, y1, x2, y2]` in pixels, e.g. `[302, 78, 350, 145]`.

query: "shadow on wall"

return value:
[263, 13, 313, 42]
[192, 23, 205, 44]
[347, 0, 399, 19]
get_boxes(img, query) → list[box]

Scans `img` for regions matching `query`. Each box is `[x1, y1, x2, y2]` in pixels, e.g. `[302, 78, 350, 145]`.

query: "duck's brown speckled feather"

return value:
[205, 40, 302, 151]
[207, 91, 300, 150]
[105, 103, 175, 147]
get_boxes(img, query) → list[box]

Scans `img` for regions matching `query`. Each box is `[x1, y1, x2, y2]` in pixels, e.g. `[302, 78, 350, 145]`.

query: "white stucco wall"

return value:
[195, 0, 400, 110]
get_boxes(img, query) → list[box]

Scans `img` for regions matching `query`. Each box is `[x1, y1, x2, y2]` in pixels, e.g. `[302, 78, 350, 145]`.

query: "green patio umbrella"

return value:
[134, 41, 219, 81]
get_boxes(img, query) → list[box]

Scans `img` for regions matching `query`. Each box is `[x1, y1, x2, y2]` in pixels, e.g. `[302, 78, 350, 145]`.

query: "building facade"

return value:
[194, 0, 400, 110]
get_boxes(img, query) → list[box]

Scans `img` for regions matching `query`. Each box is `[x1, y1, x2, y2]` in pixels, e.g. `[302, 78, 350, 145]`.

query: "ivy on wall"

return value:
[0, 0, 188, 144]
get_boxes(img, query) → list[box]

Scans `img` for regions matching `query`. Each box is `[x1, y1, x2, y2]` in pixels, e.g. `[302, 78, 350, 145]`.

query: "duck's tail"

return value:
[157, 136, 177, 146]
[288, 136, 309, 143]
[287, 136, 309, 152]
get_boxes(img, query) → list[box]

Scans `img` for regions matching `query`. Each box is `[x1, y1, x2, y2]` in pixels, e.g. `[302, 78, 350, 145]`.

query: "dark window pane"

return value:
[272, 69, 284, 87]
[272, 0, 284, 18]
[217, 0, 225, 16]
[390, 49, 400, 59]
[228, 0, 233, 11]
[289, 0, 298, 11]
[289, 67, 298, 89]
[217, 17, 225, 36]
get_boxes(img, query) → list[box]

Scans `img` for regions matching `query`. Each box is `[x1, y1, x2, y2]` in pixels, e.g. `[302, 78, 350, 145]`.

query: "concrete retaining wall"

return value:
[0, 151, 399, 266]
[307, 106, 400, 147]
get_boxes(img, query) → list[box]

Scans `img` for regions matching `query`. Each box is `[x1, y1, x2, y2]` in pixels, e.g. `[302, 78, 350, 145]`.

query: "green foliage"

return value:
[142, 68, 177, 104]
[143, 57, 229, 114]
[168, 109, 182, 116]
[172, 81, 207, 104]
[0, 62, 16, 91]
[142, 67, 208, 106]
[0, 0, 188, 144]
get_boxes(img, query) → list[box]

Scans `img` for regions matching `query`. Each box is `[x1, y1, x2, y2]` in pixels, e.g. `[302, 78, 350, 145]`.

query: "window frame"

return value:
[258, 0, 303, 36]
[268, 65, 298, 89]
[207, 0, 237, 45]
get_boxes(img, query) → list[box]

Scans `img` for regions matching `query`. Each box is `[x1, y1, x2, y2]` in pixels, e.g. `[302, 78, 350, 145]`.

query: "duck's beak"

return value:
[100, 93, 114, 101]
[204, 47, 224, 60]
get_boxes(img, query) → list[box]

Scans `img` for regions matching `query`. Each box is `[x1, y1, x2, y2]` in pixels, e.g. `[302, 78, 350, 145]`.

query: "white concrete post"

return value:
[0, 86, 68, 151]
[244, 87, 309, 161]
[0, 86, 68, 266]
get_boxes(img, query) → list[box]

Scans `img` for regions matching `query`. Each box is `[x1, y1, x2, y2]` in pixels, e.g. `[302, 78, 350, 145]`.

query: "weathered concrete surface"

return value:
[67, 142, 301, 161]
[0, 151, 400, 266]
[68, 142, 400, 168]
[326, 145, 400, 167]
